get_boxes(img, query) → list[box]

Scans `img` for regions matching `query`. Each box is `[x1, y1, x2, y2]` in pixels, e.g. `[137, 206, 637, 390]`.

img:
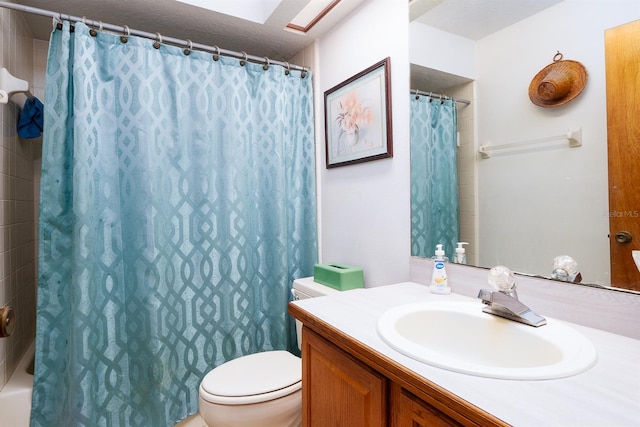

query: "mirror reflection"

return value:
[409, 0, 640, 292]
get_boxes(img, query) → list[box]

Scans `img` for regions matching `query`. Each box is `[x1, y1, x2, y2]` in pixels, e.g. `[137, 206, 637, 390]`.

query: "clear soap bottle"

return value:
[430, 244, 451, 294]
[454, 242, 468, 264]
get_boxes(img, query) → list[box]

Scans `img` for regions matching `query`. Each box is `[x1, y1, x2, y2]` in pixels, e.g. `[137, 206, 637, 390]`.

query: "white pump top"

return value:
[434, 244, 445, 259]
[455, 242, 469, 255]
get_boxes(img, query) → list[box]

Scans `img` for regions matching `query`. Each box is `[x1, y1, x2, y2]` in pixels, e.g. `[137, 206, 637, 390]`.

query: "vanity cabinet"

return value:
[302, 327, 387, 426]
[300, 326, 505, 427]
[390, 383, 464, 427]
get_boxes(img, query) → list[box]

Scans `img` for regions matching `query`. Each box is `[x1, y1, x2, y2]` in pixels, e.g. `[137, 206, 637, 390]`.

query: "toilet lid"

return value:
[201, 351, 301, 397]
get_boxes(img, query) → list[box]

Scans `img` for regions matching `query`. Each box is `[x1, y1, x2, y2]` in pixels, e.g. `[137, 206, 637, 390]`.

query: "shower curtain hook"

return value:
[153, 33, 162, 49]
[284, 62, 291, 76]
[263, 57, 270, 71]
[67, 15, 76, 33]
[301, 67, 308, 78]
[99, 21, 103, 31]
[239, 51, 248, 66]
[183, 39, 193, 55]
[120, 25, 130, 43]
[53, 14, 63, 31]
[89, 21, 98, 37]
[212, 46, 220, 61]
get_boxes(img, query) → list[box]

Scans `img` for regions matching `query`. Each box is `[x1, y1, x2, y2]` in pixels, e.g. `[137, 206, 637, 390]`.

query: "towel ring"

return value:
[212, 46, 220, 61]
[183, 39, 192, 56]
[239, 51, 248, 66]
[284, 62, 291, 76]
[120, 25, 130, 43]
[263, 57, 270, 71]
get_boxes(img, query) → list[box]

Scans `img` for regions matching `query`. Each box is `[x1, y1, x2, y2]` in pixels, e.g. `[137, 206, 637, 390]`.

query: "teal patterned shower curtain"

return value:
[31, 22, 317, 427]
[410, 96, 459, 258]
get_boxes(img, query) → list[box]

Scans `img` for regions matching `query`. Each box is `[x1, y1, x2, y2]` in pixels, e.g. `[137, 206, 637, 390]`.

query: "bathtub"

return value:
[0, 342, 34, 426]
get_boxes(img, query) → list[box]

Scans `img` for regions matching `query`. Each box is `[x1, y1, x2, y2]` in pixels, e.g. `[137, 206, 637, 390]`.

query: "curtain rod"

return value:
[411, 89, 471, 105]
[0, 1, 308, 75]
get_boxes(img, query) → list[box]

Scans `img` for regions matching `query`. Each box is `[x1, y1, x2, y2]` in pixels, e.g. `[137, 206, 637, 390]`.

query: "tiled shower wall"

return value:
[0, 5, 38, 390]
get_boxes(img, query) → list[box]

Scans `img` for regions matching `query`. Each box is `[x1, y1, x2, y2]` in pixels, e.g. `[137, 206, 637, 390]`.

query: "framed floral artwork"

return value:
[324, 57, 393, 168]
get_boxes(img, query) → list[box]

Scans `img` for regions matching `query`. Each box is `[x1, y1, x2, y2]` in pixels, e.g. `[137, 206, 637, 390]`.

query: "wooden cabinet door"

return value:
[390, 383, 464, 427]
[302, 328, 387, 427]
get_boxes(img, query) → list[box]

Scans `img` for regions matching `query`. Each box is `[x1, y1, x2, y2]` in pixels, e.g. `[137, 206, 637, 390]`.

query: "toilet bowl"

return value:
[198, 277, 341, 427]
[198, 351, 302, 427]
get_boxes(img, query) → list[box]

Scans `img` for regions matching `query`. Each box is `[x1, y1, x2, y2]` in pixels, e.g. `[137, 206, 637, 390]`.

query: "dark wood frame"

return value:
[324, 57, 393, 168]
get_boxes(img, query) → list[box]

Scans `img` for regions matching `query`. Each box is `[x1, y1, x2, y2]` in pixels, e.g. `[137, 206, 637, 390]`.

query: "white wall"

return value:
[476, 0, 640, 285]
[317, 0, 410, 287]
[409, 21, 476, 80]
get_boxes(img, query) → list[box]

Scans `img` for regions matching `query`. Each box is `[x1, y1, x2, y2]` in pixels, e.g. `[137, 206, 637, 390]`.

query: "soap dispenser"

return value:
[454, 242, 469, 264]
[430, 244, 451, 294]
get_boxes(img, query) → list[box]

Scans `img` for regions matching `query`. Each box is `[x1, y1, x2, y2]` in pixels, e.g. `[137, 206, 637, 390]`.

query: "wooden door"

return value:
[301, 328, 387, 427]
[605, 19, 640, 291]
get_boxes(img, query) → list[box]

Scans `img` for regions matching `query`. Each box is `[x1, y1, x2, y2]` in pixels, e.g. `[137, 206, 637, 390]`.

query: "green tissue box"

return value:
[313, 263, 364, 291]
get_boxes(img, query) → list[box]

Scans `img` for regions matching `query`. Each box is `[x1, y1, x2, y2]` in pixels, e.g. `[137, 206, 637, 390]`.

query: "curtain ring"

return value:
[263, 57, 270, 71]
[212, 45, 220, 61]
[66, 15, 75, 33]
[153, 32, 162, 49]
[183, 39, 192, 56]
[120, 25, 130, 43]
[53, 15, 63, 31]
[88, 17, 98, 37]
[239, 51, 248, 66]
[284, 61, 291, 76]
[301, 67, 308, 78]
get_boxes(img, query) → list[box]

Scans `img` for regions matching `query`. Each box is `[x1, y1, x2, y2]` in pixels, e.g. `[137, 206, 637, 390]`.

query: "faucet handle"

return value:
[488, 265, 517, 293]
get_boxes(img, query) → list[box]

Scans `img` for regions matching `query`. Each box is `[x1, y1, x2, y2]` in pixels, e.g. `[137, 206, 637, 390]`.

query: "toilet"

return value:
[198, 277, 341, 427]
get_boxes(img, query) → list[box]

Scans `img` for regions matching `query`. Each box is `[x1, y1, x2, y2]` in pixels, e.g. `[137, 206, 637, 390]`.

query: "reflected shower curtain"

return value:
[32, 22, 317, 427]
[410, 96, 459, 258]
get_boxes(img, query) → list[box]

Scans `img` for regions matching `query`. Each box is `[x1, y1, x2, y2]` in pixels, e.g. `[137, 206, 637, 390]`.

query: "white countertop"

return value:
[291, 281, 640, 426]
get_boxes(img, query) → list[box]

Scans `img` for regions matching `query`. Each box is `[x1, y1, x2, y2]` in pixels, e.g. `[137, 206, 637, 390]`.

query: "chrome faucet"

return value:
[477, 266, 547, 327]
[477, 288, 547, 327]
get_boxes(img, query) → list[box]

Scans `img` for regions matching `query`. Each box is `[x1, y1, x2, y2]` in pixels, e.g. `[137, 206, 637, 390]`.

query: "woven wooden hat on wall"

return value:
[529, 52, 588, 108]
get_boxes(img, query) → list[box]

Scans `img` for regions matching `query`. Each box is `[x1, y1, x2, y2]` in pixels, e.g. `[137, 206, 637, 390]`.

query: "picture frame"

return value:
[324, 57, 393, 168]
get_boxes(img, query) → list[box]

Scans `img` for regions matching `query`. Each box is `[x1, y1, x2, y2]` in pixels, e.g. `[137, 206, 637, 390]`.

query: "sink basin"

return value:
[377, 300, 597, 380]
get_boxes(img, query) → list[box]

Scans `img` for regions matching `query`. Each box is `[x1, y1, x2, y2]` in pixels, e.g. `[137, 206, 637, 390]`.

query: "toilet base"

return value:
[198, 389, 301, 427]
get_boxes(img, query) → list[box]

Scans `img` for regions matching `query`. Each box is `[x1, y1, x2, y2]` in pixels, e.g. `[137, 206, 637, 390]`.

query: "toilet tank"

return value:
[291, 277, 342, 350]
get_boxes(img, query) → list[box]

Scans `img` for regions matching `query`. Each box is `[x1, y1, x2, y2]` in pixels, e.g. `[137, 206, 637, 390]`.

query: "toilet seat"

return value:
[199, 351, 301, 406]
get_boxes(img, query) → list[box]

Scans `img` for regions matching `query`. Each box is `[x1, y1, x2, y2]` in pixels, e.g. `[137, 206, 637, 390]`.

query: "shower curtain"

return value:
[410, 96, 459, 258]
[31, 22, 317, 427]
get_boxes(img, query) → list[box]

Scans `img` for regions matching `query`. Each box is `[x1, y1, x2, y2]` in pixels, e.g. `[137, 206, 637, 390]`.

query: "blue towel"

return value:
[17, 96, 44, 139]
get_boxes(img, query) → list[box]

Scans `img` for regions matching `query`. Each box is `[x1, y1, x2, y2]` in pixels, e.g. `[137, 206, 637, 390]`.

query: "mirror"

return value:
[409, 0, 640, 292]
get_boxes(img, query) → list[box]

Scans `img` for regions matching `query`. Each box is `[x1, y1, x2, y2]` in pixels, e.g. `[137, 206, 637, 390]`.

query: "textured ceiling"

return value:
[14, 0, 365, 62]
[412, 0, 564, 41]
